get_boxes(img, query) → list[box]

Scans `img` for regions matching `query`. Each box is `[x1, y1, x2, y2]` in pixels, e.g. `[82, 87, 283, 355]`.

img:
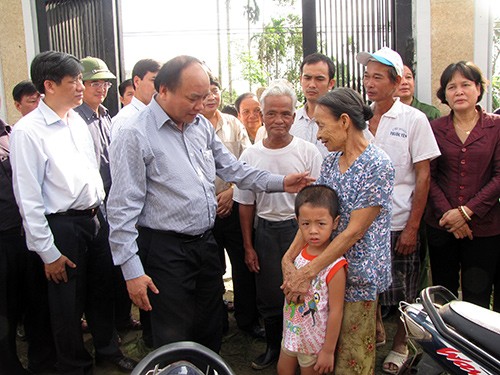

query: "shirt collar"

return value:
[38, 99, 84, 126]
[75, 102, 109, 121]
[38, 99, 65, 126]
[296, 106, 310, 121]
[131, 96, 147, 111]
[448, 105, 490, 128]
[371, 97, 402, 119]
[149, 95, 171, 129]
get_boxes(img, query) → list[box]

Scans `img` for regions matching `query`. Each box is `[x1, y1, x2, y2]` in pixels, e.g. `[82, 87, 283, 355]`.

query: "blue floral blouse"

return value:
[317, 143, 395, 302]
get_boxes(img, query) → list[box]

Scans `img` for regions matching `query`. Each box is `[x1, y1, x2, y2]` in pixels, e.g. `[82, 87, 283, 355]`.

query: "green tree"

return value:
[238, 0, 302, 95]
[238, 52, 269, 88]
[253, 14, 303, 86]
[492, 18, 500, 110]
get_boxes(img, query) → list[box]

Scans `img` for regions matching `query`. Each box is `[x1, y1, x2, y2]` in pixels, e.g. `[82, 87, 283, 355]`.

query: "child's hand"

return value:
[314, 349, 334, 374]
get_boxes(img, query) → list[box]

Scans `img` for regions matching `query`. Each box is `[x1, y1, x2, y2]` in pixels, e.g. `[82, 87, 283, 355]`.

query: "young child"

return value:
[278, 185, 347, 375]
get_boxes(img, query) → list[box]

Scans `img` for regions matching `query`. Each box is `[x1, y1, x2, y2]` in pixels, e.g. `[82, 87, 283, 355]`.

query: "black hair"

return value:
[234, 92, 257, 113]
[30, 51, 82, 94]
[317, 87, 373, 131]
[208, 72, 221, 89]
[154, 55, 203, 92]
[403, 64, 416, 79]
[221, 105, 238, 117]
[295, 185, 339, 220]
[118, 78, 134, 97]
[386, 65, 399, 83]
[131, 59, 161, 88]
[436, 61, 485, 105]
[12, 80, 38, 102]
[300, 53, 336, 81]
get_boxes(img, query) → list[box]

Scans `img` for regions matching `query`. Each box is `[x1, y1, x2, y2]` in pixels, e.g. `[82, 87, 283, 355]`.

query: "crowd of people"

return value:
[0, 46, 499, 375]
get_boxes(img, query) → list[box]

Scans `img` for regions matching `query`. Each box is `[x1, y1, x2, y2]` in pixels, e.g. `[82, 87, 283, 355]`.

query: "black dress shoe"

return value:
[96, 355, 138, 372]
[251, 346, 280, 370]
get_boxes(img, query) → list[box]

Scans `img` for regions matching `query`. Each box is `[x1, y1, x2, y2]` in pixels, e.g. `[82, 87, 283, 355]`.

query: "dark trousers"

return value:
[212, 203, 259, 330]
[427, 225, 500, 311]
[137, 227, 224, 352]
[0, 228, 55, 374]
[112, 265, 133, 329]
[46, 211, 121, 375]
[254, 217, 298, 320]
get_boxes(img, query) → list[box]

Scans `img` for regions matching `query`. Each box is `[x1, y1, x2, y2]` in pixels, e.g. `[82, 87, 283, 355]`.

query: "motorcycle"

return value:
[399, 286, 500, 374]
[131, 341, 236, 375]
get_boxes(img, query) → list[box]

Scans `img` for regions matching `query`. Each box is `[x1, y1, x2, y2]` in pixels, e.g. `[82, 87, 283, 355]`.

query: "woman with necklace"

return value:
[425, 61, 500, 311]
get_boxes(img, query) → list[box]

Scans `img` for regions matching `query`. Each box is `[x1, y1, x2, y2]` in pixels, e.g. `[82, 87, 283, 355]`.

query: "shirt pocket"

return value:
[199, 148, 216, 182]
[381, 133, 409, 167]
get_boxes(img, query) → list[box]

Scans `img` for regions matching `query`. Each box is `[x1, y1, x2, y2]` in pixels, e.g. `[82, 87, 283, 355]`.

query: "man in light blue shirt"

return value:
[108, 55, 313, 353]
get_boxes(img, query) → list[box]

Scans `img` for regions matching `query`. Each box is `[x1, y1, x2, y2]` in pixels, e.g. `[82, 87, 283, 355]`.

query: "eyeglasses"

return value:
[89, 82, 112, 89]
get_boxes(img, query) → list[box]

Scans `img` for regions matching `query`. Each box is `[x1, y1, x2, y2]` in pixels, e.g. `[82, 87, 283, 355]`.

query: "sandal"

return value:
[376, 325, 386, 347]
[383, 349, 409, 374]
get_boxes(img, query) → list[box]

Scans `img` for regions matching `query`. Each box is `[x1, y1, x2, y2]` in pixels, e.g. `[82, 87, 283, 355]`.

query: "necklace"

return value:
[453, 112, 478, 135]
[454, 123, 472, 135]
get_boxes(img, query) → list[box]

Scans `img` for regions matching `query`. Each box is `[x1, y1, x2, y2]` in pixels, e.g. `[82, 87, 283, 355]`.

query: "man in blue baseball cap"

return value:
[356, 47, 440, 374]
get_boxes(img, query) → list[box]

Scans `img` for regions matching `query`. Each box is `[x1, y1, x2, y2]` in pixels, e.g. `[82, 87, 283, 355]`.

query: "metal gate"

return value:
[35, 0, 124, 115]
[303, 0, 413, 97]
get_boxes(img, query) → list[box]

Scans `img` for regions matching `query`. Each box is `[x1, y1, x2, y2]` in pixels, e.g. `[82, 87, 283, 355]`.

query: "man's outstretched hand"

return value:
[284, 172, 315, 193]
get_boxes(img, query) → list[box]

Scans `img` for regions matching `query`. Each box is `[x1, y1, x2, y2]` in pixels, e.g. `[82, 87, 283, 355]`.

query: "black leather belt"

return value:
[162, 230, 209, 242]
[140, 227, 210, 242]
[50, 207, 99, 218]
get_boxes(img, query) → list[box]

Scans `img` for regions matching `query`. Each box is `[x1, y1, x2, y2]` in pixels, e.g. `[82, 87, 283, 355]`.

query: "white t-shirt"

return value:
[364, 98, 441, 230]
[233, 137, 322, 222]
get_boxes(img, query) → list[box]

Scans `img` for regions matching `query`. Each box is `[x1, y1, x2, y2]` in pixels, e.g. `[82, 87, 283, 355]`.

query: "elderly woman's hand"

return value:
[281, 257, 310, 304]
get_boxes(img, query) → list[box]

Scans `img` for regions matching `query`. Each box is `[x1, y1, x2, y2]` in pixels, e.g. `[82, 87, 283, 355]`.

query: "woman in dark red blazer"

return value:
[425, 61, 500, 311]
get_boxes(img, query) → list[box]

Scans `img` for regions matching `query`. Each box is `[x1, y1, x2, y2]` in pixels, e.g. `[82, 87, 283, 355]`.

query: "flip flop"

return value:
[383, 349, 409, 374]
[376, 326, 386, 347]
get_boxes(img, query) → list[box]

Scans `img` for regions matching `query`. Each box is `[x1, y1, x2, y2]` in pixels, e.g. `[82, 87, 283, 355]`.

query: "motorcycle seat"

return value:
[440, 300, 500, 359]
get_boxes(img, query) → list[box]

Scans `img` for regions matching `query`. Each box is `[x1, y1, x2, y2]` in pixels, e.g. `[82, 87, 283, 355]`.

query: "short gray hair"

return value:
[260, 79, 297, 112]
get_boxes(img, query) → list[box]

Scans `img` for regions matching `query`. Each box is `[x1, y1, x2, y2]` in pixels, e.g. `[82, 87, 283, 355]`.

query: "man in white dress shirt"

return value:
[290, 53, 336, 157]
[10, 51, 136, 375]
[111, 58, 160, 139]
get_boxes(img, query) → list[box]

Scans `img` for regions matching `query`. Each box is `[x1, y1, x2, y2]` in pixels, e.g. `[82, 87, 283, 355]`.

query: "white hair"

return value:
[260, 79, 297, 112]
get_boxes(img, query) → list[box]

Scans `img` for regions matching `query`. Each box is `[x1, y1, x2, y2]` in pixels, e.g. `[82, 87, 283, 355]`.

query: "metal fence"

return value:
[36, 0, 123, 115]
[303, 0, 412, 98]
